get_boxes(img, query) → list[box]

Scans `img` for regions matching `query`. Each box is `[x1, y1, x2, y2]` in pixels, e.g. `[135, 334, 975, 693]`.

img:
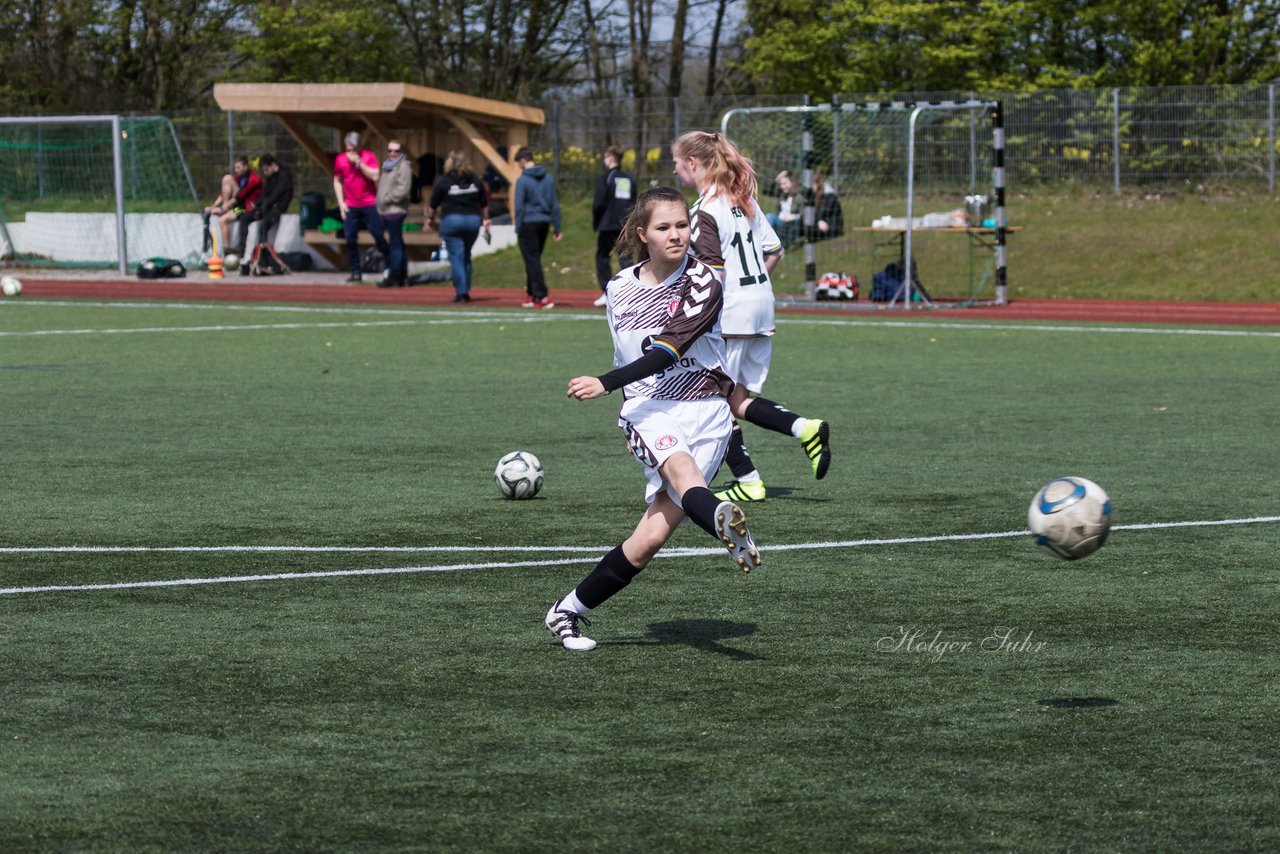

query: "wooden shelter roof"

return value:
[212, 82, 544, 130]
[211, 82, 544, 267]
[212, 82, 543, 188]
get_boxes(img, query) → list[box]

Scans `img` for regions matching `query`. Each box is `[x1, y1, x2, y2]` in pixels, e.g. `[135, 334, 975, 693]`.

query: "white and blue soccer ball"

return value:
[1, 275, 21, 297]
[495, 451, 544, 500]
[1028, 476, 1112, 560]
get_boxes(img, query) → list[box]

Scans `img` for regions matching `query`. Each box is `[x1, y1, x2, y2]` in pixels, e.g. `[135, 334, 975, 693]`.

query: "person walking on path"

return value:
[513, 146, 561, 309]
[428, 149, 490, 303]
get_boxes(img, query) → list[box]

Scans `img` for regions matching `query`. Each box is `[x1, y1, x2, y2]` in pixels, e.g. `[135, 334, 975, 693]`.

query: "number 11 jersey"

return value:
[689, 188, 784, 337]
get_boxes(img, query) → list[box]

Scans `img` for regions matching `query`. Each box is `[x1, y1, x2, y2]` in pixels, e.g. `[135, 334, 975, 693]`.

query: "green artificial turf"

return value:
[1, 299, 1278, 850]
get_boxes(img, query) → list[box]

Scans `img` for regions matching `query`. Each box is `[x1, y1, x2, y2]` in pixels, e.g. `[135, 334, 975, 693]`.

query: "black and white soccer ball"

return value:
[495, 451, 544, 500]
[1028, 476, 1112, 560]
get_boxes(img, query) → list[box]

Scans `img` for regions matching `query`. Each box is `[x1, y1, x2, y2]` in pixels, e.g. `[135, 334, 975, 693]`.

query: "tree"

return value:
[704, 0, 734, 96]
[242, 0, 410, 85]
[106, 0, 255, 109]
[388, 0, 585, 101]
[666, 0, 690, 98]
[0, 0, 251, 112]
[0, 0, 101, 111]
[738, 0, 1280, 96]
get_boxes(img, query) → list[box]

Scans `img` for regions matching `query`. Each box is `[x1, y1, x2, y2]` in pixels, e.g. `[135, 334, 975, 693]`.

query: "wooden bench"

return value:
[303, 224, 442, 269]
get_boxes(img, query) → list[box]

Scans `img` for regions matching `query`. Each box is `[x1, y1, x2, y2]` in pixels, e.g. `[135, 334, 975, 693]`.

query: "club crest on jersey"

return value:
[668, 296, 681, 315]
[655, 435, 679, 450]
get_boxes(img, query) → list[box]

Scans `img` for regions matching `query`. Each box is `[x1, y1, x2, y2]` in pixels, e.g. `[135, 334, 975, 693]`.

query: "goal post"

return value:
[0, 114, 203, 275]
[903, 100, 1007, 306]
[720, 99, 1007, 307]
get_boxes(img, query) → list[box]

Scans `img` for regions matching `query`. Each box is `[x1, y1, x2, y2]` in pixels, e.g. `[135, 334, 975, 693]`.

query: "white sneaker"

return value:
[592, 293, 608, 307]
[715, 501, 761, 573]
[545, 599, 597, 651]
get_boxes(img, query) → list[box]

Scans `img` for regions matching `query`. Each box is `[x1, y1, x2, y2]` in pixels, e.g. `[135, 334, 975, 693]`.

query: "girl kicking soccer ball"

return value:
[546, 186, 761, 652]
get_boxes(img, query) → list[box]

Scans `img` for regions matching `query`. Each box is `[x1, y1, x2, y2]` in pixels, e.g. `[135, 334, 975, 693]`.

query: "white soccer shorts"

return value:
[722, 336, 773, 394]
[618, 395, 733, 505]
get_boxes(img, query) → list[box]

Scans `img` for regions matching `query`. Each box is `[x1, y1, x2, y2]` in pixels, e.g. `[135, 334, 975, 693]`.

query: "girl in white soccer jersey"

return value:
[545, 187, 760, 652]
[671, 130, 832, 503]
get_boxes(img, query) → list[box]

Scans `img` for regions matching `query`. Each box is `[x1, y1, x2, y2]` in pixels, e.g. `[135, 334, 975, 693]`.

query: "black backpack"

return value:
[361, 247, 387, 274]
[137, 258, 186, 279]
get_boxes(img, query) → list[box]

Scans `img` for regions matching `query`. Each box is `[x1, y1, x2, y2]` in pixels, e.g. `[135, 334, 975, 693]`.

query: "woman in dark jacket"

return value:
[428, 150, 490, 303]
[590, 145, 636, 304]
[807, 170, 844, 241]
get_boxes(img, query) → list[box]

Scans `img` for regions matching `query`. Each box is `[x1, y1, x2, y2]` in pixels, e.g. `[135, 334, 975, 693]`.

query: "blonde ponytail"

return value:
[672, 130, 759, 216]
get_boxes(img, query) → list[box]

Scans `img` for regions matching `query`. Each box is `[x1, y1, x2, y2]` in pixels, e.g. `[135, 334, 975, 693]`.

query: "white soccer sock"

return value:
[561, 589, 591, 615]
[790, 418, 810, 438]
[739, 470, 762, 484]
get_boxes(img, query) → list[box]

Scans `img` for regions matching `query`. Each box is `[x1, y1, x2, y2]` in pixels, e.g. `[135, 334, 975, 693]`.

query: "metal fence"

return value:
[6, 84, 1280, 210]
[531, 85, 1280, 194]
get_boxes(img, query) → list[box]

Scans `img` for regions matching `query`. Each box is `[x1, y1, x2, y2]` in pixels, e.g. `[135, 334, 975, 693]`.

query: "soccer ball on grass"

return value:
[1028, 476, 1112, 560]
[1, 275, 21, 297]
[495, 451, 544, 500]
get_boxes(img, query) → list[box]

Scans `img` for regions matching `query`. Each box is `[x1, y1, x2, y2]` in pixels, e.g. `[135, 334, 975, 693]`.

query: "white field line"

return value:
[4, 299, 1279, 337]
[0, 515, 1275, 597]
[0, 318, 545, 337]
[783, 318, 1280, 338]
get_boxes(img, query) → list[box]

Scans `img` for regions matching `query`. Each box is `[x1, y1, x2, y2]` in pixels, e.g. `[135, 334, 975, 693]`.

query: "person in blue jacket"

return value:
[513, 146, 562, 309]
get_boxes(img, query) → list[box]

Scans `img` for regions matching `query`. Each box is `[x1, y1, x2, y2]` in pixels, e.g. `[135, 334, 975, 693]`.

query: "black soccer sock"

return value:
[725, 427, 757, 479]
[574, 545, 644, 610]
[744, 397, 803, 437]
[681, 486, 723, 540]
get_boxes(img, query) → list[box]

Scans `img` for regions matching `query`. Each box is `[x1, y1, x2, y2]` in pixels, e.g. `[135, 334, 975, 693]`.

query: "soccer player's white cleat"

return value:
[592, 293, 608, 307]
[798, 419, 831, 480]
[715, 501, 761, 573]
[545, 600, 597, 651]
[715, 479, 766, 503]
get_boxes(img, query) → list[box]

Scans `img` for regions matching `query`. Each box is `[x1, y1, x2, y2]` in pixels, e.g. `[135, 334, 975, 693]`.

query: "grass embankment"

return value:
[468, 188, 1280, 302]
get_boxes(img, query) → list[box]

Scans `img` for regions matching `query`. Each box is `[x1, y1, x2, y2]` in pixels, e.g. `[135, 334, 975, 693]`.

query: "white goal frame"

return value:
[0, 114, 202, 276]
[721, 100, 1008, 307]
[1, 115, 128, 275]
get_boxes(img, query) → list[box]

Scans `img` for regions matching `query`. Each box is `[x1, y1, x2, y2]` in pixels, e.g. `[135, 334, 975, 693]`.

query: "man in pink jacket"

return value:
[333, 131, 391, 283]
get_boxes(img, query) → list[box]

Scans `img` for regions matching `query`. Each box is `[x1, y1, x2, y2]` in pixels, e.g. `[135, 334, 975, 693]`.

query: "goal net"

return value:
[0, 115, 203, 272]
[721, 100, 1007, 306]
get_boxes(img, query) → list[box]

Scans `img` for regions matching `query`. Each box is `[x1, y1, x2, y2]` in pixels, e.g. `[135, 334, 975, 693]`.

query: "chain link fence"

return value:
[5, 84, 1280, 213]
[532, 85, 1280, 193]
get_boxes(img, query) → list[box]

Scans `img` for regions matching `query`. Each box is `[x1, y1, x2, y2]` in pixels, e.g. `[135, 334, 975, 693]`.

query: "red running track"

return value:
[10, 277, 1280, 327]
